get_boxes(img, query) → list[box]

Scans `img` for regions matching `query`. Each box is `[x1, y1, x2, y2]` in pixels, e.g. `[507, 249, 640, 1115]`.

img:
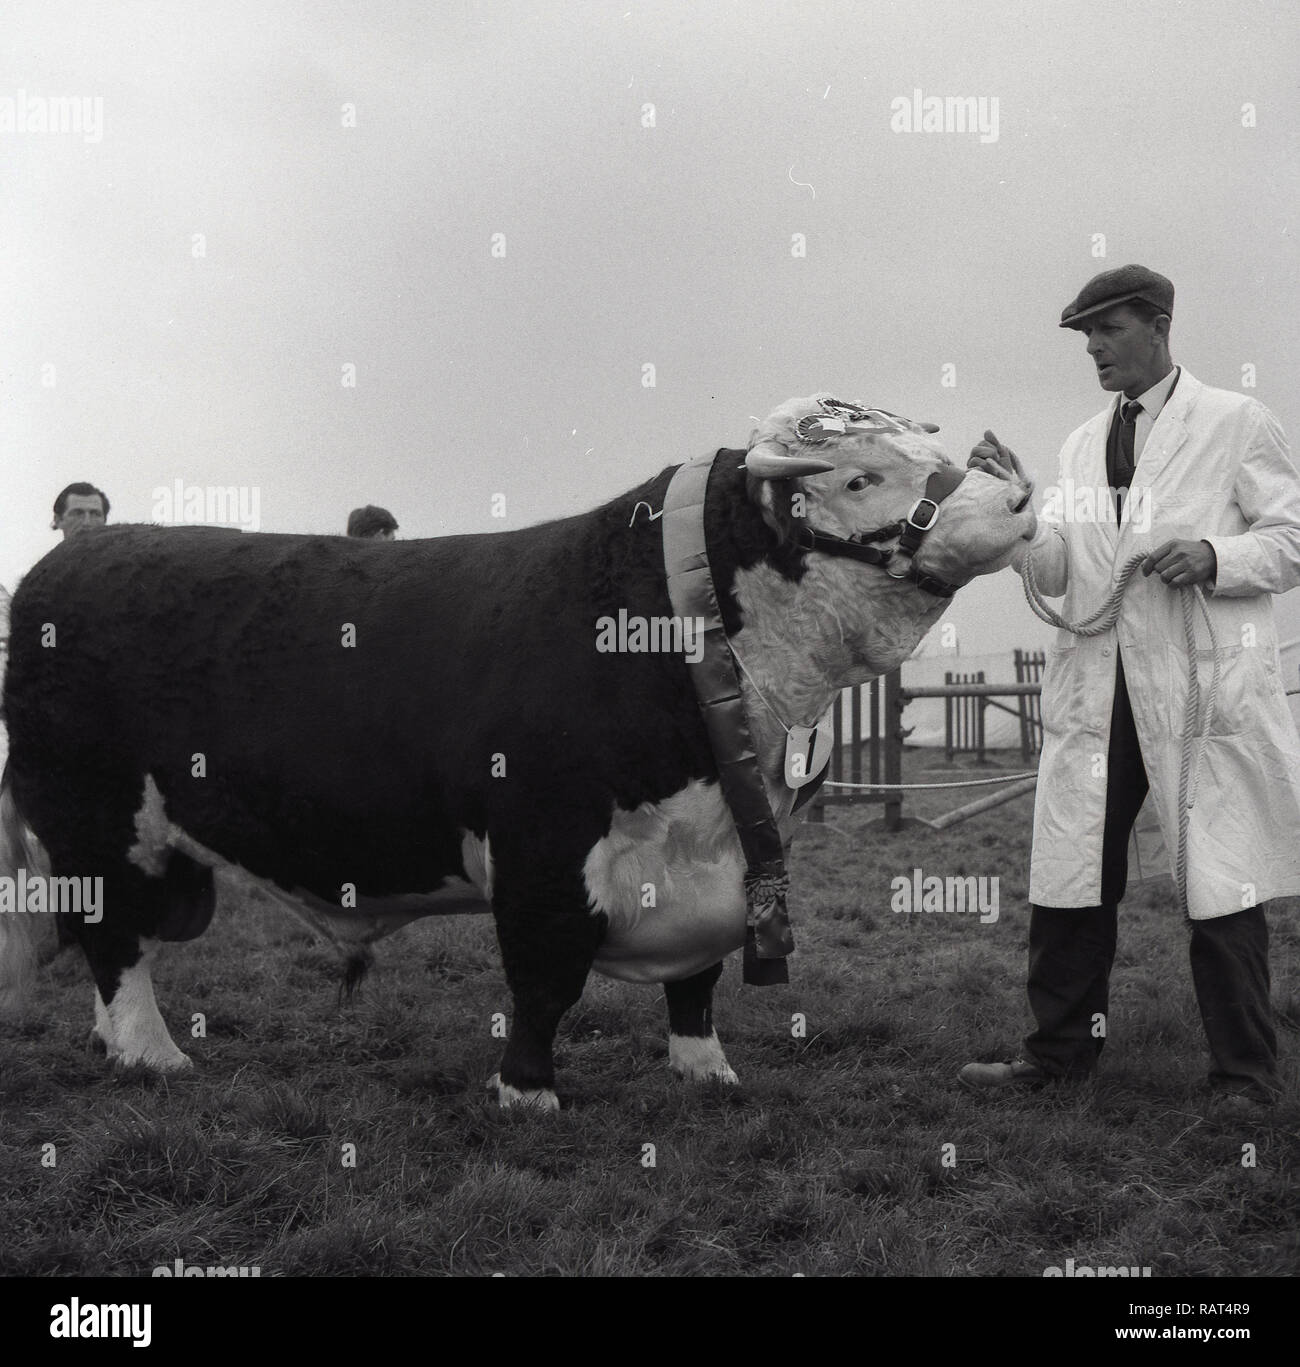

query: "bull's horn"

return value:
[745, 442, 835, 479]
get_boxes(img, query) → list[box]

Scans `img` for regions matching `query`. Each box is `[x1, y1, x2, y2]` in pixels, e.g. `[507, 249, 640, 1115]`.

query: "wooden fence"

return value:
[1014, 648, 1046, 756]
[808, 657, 1044, 830]
[944, 669, 986, 762]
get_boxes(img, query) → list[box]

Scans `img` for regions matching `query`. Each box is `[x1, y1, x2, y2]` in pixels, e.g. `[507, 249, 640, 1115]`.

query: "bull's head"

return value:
[745, 393, 1035, 592]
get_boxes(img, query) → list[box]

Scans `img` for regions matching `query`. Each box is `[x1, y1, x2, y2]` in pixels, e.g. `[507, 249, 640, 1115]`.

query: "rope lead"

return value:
[1021, 546, 1221, 918]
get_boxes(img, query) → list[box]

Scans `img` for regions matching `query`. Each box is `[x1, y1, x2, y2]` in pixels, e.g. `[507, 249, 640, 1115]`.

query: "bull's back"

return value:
[5, 513, 710, 891]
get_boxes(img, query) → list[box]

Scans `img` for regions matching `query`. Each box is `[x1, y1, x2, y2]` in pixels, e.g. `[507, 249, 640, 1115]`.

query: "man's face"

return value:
[54, 494, 107, 539]
[1080, 304, 1169, 396]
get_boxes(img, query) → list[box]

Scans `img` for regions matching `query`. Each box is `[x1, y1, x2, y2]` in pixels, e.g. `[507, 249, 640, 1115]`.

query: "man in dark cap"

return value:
[52, 482, 110, 540]
[962, 265, 1300, 1111]
[3, 482, 110, 779]
[346, 505, 398, 540]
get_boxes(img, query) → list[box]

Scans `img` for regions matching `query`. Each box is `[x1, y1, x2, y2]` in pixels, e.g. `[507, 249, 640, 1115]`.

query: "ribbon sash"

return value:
[661, 452, 793, 985]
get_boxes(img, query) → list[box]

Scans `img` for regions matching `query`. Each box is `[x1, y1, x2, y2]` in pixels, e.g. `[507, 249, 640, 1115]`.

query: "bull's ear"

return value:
[745, 442, 835, 479]
[918, 422, 940, 434]
[747, 466, 801, 547]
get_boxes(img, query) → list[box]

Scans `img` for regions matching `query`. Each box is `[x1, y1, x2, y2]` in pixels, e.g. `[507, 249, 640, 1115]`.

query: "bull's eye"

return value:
[846, 474, 875, 492]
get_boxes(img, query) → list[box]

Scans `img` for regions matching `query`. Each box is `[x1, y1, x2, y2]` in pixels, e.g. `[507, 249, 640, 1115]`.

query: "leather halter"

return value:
[797, 465, 968, 598]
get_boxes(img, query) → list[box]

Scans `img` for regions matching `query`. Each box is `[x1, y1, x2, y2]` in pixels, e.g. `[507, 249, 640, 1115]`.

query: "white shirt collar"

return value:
[1121, 365, 1179, 419]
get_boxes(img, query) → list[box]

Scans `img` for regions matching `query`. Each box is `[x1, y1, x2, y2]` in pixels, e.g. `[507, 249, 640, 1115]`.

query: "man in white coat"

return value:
[961, 264, 1300, 1108]
[0, 581, 8, 771]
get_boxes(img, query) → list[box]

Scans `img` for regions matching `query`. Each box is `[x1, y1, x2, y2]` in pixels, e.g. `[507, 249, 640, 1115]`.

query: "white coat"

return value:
[1020, 370, 1300, 919]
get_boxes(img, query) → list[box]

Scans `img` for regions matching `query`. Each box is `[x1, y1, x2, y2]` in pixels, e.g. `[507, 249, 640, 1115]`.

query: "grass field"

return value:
[1, 747, 1297, 1278]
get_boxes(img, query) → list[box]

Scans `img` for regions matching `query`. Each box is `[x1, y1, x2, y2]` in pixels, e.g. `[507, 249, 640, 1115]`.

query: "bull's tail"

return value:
[0, 765, 61, 1015]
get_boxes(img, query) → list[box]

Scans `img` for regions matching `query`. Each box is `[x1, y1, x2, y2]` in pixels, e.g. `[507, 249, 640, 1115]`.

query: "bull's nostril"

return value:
[1012, 490, 1031, 514]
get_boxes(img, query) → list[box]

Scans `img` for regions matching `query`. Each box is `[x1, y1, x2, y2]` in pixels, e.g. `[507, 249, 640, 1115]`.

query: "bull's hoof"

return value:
[86, 1027, 110, 1057]
[110, 1048, 194, 1076]
[486, 1072, 561, 1111]
[668, 1032, 740, 1085]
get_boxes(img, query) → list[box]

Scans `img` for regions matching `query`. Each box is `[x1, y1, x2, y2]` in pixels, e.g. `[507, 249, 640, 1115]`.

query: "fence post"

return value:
[868, 677, 881, 788]
[976, 670, 987, 763]
[851, 683, 863, 791]
[1014, 648, 1029, 761]
[884, 667, 903, 830]
[943, 670, 954, 761]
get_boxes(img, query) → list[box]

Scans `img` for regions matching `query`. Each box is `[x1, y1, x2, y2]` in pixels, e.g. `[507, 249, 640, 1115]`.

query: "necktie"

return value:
[1116, 399, 1142, 486]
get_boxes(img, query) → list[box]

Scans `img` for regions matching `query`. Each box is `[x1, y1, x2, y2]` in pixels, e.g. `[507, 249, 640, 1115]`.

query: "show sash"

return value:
[661, 450, 794, 986]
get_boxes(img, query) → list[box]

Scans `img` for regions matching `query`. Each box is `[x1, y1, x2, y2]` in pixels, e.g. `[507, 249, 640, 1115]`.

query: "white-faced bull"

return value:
[0, 394, 1034, 1108]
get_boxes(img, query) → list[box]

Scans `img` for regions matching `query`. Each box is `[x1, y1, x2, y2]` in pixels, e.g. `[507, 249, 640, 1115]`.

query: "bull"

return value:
[0, 394, 1034, 1107]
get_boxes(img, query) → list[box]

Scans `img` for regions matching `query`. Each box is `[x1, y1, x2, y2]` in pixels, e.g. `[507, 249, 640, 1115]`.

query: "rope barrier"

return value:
[824, 772, 1038, 791]
[1021, 546, 1219, 917]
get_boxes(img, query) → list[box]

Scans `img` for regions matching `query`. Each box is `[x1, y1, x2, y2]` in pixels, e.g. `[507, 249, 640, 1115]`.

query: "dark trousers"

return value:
[1024, 654, 1280, 1098]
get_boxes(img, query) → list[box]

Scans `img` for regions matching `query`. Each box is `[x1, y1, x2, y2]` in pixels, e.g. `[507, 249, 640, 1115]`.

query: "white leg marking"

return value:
[459, 830, 494, 901]
[668, 1031, 739, 1085]
[89, 986, 117, 1054]
[486, 1072, 560, 1112]
[106, 940, 191, 1073]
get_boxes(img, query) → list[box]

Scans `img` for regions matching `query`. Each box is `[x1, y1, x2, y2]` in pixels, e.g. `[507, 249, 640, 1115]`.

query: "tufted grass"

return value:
[1, 747, 1297, 1278]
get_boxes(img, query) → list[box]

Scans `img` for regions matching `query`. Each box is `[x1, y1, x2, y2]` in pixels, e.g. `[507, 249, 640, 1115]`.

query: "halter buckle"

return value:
[905, 496, 940, 532]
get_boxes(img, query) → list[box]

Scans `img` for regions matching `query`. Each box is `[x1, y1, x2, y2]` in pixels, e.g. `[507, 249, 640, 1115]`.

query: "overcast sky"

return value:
[3, 0, 1297, 658]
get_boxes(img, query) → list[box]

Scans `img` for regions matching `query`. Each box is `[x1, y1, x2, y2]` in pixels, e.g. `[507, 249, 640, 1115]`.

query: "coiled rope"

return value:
[1021, 546, 1220, 917]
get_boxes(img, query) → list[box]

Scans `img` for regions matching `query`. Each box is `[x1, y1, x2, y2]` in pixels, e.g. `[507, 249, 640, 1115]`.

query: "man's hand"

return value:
[1142, 539, 1217, 587]
[968, 430, 1033, 495]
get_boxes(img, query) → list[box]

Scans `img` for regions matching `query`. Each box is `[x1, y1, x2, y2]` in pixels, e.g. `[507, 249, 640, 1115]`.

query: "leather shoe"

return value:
[1203, 1089, 1274, 1119]
[958, 1057, 1048, 1091]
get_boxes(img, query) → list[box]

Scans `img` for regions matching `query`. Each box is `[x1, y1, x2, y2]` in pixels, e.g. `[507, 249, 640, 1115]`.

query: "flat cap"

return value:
[346, 504, 398, 537]
[1059, 264, 1174, 329]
